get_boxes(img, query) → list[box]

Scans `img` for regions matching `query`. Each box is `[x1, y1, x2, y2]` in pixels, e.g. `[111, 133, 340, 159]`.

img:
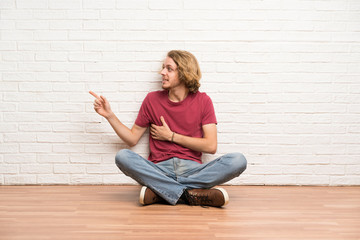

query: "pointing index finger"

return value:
[89, 91, 100, 99]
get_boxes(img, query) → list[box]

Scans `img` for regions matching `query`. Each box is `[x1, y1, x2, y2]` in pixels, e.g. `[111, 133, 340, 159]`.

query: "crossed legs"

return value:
[115, 149, 247, 205]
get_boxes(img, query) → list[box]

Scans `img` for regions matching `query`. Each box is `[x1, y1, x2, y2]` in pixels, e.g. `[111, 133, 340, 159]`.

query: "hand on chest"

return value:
[151, 104, 202, 136]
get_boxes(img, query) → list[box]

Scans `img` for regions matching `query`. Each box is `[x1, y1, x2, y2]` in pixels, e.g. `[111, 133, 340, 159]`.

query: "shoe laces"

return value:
[184, 190, 213, 207]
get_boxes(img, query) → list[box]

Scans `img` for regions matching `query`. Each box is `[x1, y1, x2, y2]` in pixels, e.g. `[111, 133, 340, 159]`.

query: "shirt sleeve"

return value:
[135, 94, 151, 128]
[201, 94, 217, 126]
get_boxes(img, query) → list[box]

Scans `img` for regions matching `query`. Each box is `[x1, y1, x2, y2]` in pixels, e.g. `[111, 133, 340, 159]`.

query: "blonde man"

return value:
[90, 50, 247, 207]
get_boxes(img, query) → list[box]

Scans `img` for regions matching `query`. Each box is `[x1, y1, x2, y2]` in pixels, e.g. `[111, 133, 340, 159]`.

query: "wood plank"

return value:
[0, 186, 359, 240]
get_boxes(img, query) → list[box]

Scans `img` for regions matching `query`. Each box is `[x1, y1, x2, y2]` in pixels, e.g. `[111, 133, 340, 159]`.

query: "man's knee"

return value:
[228, 152, 247, 174]
[115, 149, 132, 169]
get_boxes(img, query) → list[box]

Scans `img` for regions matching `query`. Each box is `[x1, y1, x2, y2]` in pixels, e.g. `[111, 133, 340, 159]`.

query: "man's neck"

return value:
[168, 86, 189, 103]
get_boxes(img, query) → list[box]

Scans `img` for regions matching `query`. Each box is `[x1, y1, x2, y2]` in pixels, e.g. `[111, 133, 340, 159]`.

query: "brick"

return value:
[348, 145, 360, 155]
[20, 143, 52, 153]
[36, 72, 69, 82]
[69, 112, 99, 122]
[84, 20, 114, 30]
[51, 63, 83, 72]
[84, 144, 119, 154]
[330, 176, 360, 186]
[4, 175, 37, 185]
[18, 63, 50, 72]
[0, 41, 16, 50]
[37, 133, 69, 143]
[85, 123, 119, 134]
[0, 63, 17, 71]
[53, 123, 85, 132]
[35, 52, 68, 61]
[3, 73, 35, 81]
[2, 52, 34, 61]
[71, 175, 103, 184]
[0, 103, 16, 112]
[52, 103, 84, 112]
[265, 175, 298, 185]
[101, 135, 122, 144]
[67, 10, 100, 19]
[332, 136, 360, 144]
[37, 113, 69, 122]
[1, 10, 33, 19]
[19, 123, 51, 132]
[50, 20, 82, 30]
[70, 154, 101, 164]
[349, 126, 360, 133]
[34, 31, 68, 40]
[51, 42, 83, 51]
[83, 0, 116, 9]
[102, 72, 136, 82]
[346, 165, 360, 175]
[86, 83, 119, 92]
[103, 174, 137, 184]
[37, 174, 70, 184]
[49, 0, 82, 9]
[0, 0, 15, 8]
[18, 103, 52, 112]
[296, 175, 330, 186]
[38, 154, 69, 164]
[69, 31, 101, 40]
[16, 20, 49, 29]
[117, 0, 147, 9]
[18, 42, 51, 51]
[1, 31, 33, 40]
[101, 31, 166, 41]
[52, 83, 85, 92]
[149, 0, 182, 9]
[0, 82, 18, 91]
[33, 10, 67, 20]
[4, 154, 37, 164]
[17, 0, 48, 9]
[69, 73, 102, 82]
[349, 104, 360, 113]
[84, 62, 118, 72]
[70, 134, 100, 143]
[53, 144, 84, 153]
[20, 164, 53, 174]
[86, 164, 118, 174]
[0, 124, 17, 133]
[0, 164, 18, 174]
[314, 165, 346, 175]
[68, 52, 102, 62]
[84, 41, 117, 51]
[100, 10, 135, 20]
[54, 164, 85, 174]
[249, 165, 283, 175]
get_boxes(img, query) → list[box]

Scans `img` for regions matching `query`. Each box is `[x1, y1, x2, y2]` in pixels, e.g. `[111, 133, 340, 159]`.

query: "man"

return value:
[90, 50, 247, 207]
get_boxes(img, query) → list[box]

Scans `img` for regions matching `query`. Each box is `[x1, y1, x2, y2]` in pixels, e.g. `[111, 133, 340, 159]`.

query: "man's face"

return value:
[160, 57, 181, 90]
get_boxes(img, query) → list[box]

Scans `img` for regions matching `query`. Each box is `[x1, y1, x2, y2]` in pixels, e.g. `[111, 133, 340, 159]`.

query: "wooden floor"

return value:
[0, 186, 359, 240]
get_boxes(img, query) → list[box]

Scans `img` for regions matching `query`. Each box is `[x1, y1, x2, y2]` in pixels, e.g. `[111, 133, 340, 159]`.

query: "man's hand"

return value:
[150, 116, 173, 141]
[89, 91, 113, 119]
[151, 116, 217, 154]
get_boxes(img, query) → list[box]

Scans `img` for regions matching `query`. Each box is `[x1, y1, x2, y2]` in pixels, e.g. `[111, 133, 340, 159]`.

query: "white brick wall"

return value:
[1, 0, 360, 186]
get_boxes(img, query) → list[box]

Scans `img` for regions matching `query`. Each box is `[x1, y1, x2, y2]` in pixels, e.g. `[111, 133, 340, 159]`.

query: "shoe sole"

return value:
[139, 186, 147, 205]
[214, 187, 229, 206]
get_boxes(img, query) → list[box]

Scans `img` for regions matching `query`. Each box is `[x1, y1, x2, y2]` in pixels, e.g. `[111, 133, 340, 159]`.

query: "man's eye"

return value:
[167, 67, 173, 72]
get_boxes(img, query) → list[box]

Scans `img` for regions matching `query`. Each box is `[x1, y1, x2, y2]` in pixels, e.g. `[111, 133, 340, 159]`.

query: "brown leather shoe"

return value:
[139, 186, 163, 205]
[184, 188, 229, 207]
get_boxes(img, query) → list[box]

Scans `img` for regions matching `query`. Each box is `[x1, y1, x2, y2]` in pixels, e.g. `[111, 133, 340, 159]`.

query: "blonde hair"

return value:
[167, 50, 201, 93]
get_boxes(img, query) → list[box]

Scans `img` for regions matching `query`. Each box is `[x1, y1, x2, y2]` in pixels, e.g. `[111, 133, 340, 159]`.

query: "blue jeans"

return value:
[115, 149, 247, 205]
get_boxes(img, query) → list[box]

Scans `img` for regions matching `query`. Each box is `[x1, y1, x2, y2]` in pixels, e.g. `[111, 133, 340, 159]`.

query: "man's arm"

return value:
[150, 116, 217, 154]
[90, 91, 147, 147]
